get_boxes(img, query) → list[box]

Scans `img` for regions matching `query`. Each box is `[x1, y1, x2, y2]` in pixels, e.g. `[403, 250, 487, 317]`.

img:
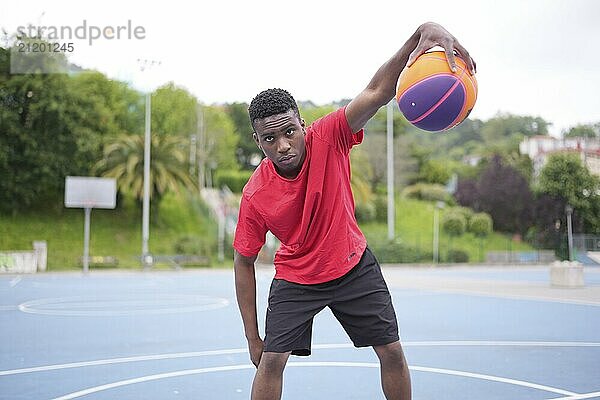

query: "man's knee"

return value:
[374, 341, 407, 367]
[257, 352, 291, 375]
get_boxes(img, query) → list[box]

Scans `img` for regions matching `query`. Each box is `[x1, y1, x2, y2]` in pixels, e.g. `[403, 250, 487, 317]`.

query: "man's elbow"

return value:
[234, 250, 258, 268]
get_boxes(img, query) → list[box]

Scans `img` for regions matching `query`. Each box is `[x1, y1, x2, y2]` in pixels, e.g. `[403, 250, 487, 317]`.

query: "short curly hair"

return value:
[248, 88, 300, 129]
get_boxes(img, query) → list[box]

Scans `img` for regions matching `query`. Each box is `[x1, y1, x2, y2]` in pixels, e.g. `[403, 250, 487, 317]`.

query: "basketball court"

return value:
[1, 265, 599, 399]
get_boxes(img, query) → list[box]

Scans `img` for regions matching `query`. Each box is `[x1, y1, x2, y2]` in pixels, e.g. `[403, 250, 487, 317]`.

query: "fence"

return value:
[365, 232, 547, 264]
[573, 234, 600, 251]
[0, 241, 47, 273]
[485, 250, 556, 264]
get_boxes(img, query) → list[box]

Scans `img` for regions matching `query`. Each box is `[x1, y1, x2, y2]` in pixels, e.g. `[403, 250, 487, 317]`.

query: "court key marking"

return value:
[50, 362, 579, 400]
[0, 342, 597, 399]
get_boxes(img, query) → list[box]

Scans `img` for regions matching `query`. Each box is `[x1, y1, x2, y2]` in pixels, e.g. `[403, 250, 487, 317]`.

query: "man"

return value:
[233, 22, 476, 400]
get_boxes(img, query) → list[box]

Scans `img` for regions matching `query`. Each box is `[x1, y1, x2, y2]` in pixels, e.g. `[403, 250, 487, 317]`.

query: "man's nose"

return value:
[277, 138, 291, 153]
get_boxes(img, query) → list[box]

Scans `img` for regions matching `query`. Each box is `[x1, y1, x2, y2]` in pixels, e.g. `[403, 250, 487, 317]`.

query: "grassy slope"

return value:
[0, 192, 219, 270]
[1, 194, 534, 270]
[360, 198, 533, 263]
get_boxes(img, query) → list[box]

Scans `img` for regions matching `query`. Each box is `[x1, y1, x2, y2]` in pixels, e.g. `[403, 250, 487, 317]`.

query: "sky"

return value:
[2, 0, 599, 136]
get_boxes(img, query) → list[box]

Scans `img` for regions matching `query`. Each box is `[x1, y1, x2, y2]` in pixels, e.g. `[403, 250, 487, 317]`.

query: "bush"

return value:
[419, 159, 451, 185]
[214, 169, 253, 193]
[469, 212, 493, 237]
[402, 183, 449, 202]
[368, 240, 433, 263]
[442, 212, 466, 236]
[355, 202, 376, 223]
[373, 195, 387, 222]
[446, 249, 469, 263]
[173, 235, 211, 255]
[448, 206, 474, 224]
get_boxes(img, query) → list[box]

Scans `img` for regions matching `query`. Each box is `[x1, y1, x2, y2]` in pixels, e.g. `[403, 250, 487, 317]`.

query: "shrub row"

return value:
[442, 208, 493, 237]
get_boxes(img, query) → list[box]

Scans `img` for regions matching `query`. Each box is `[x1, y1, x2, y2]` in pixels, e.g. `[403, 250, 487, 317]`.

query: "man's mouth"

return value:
[278, 154, 296, 164]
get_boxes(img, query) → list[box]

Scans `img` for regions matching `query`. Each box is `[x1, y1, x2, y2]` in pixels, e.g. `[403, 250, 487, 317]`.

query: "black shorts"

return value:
[264, 247, 399, 356]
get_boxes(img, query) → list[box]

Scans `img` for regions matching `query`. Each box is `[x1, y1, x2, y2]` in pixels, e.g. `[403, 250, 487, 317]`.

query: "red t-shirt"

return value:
[233, 107, 367, 284]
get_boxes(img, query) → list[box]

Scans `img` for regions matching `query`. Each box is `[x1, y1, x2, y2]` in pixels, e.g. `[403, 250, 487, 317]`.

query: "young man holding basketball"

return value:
[233, 22, 475, 400]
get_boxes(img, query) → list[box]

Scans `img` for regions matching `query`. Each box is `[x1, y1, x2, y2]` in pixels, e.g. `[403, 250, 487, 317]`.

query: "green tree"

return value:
[564, 123, 600, 138]
[366, 105, 410, 137]
[298, 103, 335, 125]
[537, 153, 600, 233]
[0, 46, 104, 213]
[442, 210, 467, 262]
[419, 159, 451, 185]
[151, 82, 197, 137]
[69, 71, 144, 136]
[198, 105, 241, 188]
[93, 133, 196, 221]
[469, 212, 493, 237]
[350, 146, 376, 222]
[481, 113, 550, 142]
[225, 102, 260, 169]
[442, 212, 467, 237]
[469, 212, 493, 262]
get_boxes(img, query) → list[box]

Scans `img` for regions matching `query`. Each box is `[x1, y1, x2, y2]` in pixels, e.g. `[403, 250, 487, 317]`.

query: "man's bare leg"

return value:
[373, 341, 411, 400]
[251, 351, 291, 400]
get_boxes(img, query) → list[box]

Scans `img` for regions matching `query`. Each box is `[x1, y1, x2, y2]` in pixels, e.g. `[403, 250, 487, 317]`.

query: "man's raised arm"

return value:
[345, 22, 476, 134]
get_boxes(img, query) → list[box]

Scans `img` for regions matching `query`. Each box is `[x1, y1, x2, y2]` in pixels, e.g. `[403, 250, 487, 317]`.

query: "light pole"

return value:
[386, 101, 395, 240]
[565, 204, 574, 261]
[433, 201, 445, 264]
[138, 59, 161, 268]
[142, 91, 152, 268]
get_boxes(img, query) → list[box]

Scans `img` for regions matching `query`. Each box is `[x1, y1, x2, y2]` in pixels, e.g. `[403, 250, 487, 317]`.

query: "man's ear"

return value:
[252, 132, 262, 150]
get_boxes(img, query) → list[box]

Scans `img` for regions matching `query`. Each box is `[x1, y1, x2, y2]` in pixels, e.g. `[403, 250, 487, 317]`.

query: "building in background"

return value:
[519, 136, 600, 177]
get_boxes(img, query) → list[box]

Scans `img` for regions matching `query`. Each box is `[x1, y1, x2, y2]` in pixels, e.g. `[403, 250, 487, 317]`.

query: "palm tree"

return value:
[93, 133, 196, 220]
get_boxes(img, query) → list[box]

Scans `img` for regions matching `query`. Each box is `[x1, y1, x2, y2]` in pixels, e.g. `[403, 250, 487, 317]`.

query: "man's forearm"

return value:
[234, 259, 260, 340]
[363, 27, 420, 105]
[345, 26, 420, 132]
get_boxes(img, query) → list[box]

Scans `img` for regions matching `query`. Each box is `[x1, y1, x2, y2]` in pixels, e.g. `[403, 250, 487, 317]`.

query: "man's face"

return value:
[253, 110, 306, 179]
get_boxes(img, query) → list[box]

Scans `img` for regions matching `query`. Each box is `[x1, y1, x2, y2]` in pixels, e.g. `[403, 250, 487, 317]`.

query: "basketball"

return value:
[396, 51, 477, 132]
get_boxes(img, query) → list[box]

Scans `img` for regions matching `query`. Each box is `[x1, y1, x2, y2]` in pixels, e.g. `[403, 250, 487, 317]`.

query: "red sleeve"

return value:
[311, 107, 364, 154]
[233, 195, 268, 257]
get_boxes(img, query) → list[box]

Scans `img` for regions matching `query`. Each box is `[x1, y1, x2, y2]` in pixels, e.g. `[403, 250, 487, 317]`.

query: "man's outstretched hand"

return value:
[407, 22, 477, 74]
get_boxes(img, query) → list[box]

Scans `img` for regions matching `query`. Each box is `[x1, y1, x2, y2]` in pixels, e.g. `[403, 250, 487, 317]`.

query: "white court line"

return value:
[2, 341, 599, 377]
[17, 295, 229, 316]
[49, 362, 578, 400]
[390, 284, 600, 307]
[0, 348, 247, 376]
[404, 341, 600, 348]
[548, 392, 600, 400]
[9, 276, 22, 287]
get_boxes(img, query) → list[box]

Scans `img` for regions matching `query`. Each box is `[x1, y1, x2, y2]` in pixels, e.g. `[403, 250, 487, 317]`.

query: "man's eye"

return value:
[264, 136, 274, 142]
[286, 128, 295, 135]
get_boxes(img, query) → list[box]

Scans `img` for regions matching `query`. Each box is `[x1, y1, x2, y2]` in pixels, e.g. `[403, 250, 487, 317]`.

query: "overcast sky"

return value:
[2, 0, 599, 136]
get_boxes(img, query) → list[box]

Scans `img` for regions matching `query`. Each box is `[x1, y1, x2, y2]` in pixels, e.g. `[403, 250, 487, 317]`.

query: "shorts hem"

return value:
[353, 335, 400, 349]
[264, 346, 311, 357]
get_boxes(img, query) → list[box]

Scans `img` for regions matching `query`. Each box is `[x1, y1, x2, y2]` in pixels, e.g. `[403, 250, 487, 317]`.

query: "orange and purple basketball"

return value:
[396, 51, 477, 132]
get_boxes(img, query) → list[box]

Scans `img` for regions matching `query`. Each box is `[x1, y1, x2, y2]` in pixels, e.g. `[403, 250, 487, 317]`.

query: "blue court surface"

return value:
[1, 265, 599, 399]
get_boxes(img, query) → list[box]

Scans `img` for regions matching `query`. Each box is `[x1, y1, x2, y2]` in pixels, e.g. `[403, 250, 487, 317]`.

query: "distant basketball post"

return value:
[433, 201, 445, 264]
[565, 204, 574, 261]
[65, 177, 117, 273]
